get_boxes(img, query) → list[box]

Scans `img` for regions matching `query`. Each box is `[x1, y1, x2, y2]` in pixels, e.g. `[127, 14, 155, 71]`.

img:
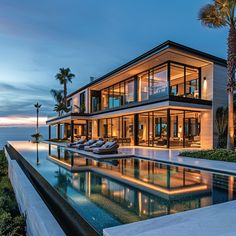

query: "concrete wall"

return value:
[71, 88, 89, 113]
[200, 63, 227, 149]
[200, 64, 214, 148]
[5, 149, 65, 236]
[212, 64, 228, 147]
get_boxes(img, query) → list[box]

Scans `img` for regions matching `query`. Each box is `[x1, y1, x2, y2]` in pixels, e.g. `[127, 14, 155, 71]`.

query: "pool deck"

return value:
[120, 146, 236, 175]
[45, 141, 236, 175]
[103, 199, 236, 236]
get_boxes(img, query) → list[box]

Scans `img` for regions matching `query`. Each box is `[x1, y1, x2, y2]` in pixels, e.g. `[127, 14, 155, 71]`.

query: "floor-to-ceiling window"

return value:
[96, 62, 201, 113]
[101, 88, 109, 110]
[170, 64, 185, 97]
[153, 110, 168, 147]
[185, 67, 199, 98]
[122, 115, 134, 145]
[138, 113, 149, 146]
[125, 78, 135, 104]
[98, 115, 134, 145]
[170, 63, 200, 99]
[184, 111, 201, 147]
[138, 72, 149, 102]
[150, 64, 168, 98]
[137, 109, 201, 148]
[169, 110, 184, 148]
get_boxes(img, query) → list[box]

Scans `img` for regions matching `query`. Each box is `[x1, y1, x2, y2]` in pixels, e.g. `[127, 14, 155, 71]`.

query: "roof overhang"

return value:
[67, 40, 226, 97]
[46, 113, 90, 125]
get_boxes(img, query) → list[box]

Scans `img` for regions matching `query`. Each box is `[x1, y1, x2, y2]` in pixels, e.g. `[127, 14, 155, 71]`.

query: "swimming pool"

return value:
[8, 142, 236, 235]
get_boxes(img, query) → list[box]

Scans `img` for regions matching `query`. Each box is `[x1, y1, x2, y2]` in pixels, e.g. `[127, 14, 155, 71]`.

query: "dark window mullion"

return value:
[184, 66, 186, 97]
[167, 62, 171, 96]
[198, 68, 202, 99]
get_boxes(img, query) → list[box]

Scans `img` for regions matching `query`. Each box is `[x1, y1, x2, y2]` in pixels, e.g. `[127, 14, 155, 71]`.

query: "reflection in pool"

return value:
[12, 142, 236, 235]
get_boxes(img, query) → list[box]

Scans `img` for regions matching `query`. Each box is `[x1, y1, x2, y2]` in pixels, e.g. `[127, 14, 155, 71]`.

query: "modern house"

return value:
[46, 41, 227, 149]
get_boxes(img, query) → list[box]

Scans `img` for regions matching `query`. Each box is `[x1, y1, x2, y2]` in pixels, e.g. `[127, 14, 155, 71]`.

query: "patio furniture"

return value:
[67, 138, 86, 147]
[75, 139, 97, 150]
[84, 140, 105, 152]
[93, 141, 119, 154]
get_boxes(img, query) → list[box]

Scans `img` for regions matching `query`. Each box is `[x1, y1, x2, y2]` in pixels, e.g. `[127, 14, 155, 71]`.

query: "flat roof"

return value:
[68, 40, 227, 98]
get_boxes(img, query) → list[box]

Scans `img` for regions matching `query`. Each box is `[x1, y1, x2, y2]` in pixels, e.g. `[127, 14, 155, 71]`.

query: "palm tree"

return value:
[50, 89, 67, 116]
[216, 106, 228, 147]
[55, 68, 75, 106]
[54, 103, 68, 116]
[199, 0, 236, 151]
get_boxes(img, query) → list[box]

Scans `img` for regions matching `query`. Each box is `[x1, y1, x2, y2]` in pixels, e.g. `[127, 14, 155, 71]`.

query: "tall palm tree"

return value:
[199, 0, 236, 150]
[55, 68, 75, 106]
[216, 106, 228, 147]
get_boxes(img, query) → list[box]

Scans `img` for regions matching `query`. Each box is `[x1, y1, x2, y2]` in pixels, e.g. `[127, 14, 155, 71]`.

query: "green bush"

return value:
[179, 149, 236, 162]
[0, 150, 26, 235]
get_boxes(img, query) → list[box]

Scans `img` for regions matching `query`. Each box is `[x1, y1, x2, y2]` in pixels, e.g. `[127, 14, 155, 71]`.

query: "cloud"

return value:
[0, 116, 47, 127]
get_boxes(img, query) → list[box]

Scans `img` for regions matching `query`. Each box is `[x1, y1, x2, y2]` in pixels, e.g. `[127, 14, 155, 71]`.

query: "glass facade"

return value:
[170, 63, 200, 98]
[99, 115, 134, 145]
[93, 61, 201, 113]
[97, 109, 201, 148]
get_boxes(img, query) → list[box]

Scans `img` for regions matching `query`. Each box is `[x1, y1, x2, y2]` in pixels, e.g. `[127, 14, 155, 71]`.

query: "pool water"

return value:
[10, 142, 236, 235]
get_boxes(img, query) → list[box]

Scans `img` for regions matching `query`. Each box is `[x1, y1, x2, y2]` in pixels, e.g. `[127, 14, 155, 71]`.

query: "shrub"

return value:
[0, 150, 26, 235]
[179, 149, 236, 162]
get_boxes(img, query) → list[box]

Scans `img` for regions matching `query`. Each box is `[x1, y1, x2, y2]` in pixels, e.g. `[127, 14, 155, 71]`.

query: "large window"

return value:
[170, 63, 200, 98]
[169, 110, 184, 148]
[138, 72, 149, 102]
[125, 78, 135, 104]
[138, 65, 168, 102]
[98, 62, 201, 112]
[138, 110, 168, 148]
[101, 88, 109, 110]
[150, 65, 168, 98]
[170, 64, 185, 97]
[99, 116, 134, 145]
[186, 67, 199, 98]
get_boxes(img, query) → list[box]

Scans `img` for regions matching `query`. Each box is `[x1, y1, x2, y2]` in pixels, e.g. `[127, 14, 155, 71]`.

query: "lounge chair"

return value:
[67, 138, 85, 147]
[84, 140, 105, 152]
[93, 141, 119, 154]
[75, 139, 97, 150]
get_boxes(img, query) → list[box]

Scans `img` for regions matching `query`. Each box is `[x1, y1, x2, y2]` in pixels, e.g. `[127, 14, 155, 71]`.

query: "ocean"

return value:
[0, 127, 50, 149]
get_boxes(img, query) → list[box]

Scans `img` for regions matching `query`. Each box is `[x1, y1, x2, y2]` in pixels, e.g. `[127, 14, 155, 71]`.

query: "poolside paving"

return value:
[103, 199, 236, 236]
[120, 146, 236, 175]
[44, 141, 236, 175]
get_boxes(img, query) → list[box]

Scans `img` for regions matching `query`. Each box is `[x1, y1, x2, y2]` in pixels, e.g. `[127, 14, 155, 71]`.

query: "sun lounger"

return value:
[93, 141, 119, 154]
[67, 138, 85, 147]
[75, 139, 97, 150]
[84, 140, 105, 152]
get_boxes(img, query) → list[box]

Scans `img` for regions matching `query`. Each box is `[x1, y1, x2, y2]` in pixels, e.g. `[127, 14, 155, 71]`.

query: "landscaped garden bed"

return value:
[0, 150, 26, 236]
[179, 149, 236, 163]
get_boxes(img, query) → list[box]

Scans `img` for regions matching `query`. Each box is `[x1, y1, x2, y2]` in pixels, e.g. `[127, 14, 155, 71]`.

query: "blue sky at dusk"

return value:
[0, 0, 228, 123]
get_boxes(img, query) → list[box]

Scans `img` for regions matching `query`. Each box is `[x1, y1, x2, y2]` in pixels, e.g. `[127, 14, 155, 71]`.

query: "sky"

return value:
[0, 0, 228, 126]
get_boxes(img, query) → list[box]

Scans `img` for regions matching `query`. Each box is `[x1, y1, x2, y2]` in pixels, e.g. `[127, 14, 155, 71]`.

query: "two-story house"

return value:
[46, 41, 227, 149]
